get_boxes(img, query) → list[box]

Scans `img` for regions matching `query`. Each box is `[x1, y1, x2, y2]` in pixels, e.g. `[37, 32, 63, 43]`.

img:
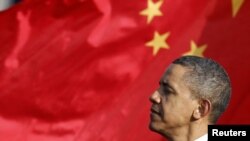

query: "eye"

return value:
[159, 85, 171, 96]
[163, 87, 171, 95]
[159, 81, 175, 96]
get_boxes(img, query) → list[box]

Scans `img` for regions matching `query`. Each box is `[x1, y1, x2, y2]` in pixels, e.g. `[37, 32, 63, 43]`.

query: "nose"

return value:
[149, 90, 161, 103]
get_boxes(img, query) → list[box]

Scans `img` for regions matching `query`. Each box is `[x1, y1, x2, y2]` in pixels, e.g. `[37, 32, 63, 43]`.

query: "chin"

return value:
[149, 123, 170, 139]
[149, 121, 159, 132]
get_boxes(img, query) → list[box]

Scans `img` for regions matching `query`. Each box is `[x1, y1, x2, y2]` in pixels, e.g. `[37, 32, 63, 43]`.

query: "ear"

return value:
[193, 99, 211, 120]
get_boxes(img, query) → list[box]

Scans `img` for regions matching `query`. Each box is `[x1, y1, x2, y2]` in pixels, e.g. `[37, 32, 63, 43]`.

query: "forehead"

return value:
[161, 64, 188, 82]
[160, 64, 193, 99]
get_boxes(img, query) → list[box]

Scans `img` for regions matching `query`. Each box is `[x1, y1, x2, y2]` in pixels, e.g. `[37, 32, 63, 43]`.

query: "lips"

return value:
[150, 106, 160, 114]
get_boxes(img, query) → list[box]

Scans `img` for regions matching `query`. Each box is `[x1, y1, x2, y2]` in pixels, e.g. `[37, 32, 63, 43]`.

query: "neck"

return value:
[163, 120, 209, 141]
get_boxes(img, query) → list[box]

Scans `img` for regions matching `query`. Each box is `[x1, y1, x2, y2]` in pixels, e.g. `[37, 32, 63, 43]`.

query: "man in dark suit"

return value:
[149, 56, 231, 141]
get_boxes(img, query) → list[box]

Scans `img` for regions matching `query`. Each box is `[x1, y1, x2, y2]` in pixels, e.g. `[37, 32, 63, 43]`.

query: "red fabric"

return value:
[0, 0, 249, 141]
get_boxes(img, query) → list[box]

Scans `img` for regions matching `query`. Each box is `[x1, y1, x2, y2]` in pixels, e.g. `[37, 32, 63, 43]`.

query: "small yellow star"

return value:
[232, 0, 245, 17]
[140, 0, 164, 24]
[146, 31, 170, 55]
[183, 41, 207, 57]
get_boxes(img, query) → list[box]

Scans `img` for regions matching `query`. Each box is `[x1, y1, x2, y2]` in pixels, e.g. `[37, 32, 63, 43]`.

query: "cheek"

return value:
[161, 97, 194, 124]
[161, 98, 177, 121]
[176, 101, 196, 123]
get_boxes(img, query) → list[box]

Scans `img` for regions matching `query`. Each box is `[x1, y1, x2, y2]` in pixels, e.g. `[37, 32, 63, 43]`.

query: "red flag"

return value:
[0, 0, 249, 141]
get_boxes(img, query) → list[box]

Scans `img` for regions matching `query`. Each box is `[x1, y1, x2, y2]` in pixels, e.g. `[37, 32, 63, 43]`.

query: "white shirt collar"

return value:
[194, 134, 207, 141]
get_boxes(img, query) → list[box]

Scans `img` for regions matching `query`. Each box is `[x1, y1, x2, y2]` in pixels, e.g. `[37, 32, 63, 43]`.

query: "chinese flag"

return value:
[0, 0, 249, 141]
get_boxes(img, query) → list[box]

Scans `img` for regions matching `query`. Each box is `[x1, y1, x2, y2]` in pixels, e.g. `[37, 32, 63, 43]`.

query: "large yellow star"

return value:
[140, 0, 164, 24]
[146, 31, 170, 55]
[183, 41, 207, 57]
[232, 0, 245, 17]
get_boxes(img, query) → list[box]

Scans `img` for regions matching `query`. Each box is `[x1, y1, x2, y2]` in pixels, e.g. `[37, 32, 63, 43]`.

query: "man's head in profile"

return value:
[149, 56, 231, 141]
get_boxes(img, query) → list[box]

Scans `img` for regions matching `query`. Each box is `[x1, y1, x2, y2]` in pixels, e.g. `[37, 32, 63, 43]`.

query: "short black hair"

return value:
[173, 56, 231, 123]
